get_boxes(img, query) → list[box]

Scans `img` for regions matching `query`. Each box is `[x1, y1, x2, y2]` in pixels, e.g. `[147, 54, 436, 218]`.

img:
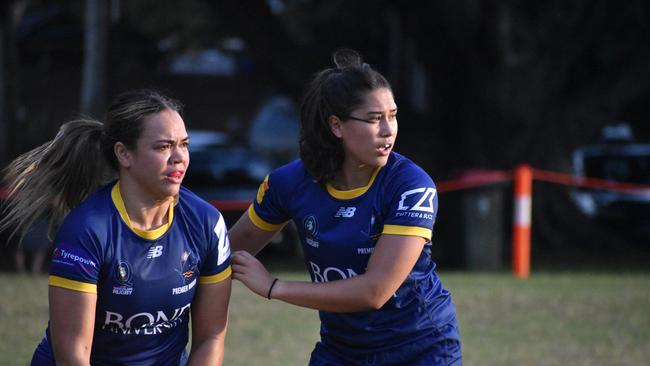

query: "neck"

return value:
[118, 177, 172, 231]
[331, 161, 377, 190]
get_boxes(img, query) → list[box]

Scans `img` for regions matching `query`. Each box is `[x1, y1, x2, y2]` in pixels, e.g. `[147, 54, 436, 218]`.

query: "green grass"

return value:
[1, 271, 648, 366]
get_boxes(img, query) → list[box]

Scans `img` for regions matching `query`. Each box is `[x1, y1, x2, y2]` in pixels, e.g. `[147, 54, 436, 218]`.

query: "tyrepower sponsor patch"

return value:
[51, 243, 98, 276]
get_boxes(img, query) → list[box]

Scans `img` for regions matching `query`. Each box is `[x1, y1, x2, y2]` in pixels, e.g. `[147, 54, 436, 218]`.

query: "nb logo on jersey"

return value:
[146, 245, 163, 259]
[335, 207, 356, 218]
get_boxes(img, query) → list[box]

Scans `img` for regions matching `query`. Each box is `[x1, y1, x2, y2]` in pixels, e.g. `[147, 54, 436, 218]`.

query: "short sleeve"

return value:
[248, 172, 291, 232]
[381, 162, 438, 241]
[198, 213, 232, 284]
[48, 218, 102, 294]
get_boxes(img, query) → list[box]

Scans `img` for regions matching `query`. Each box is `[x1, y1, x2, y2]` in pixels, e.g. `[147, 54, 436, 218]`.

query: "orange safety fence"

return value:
[532, 168, 650, 194]
[2, 166, 649, 279]
[420, 166, 650, 279]
[436, 170, 512, 193]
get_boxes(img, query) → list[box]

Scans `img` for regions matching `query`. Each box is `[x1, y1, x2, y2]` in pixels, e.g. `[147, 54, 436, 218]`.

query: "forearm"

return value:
[270, 274, 391, 312]
[52, 351, 91, 366]
[232, 235, 424, 313]
[187, 337, 225, 366]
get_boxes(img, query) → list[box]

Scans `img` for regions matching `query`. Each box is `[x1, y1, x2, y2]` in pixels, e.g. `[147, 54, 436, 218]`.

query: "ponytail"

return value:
[1, 119, 116, 242]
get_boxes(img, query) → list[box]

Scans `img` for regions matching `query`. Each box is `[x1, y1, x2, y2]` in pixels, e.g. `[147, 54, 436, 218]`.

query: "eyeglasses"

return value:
[345, 115, 375, 124]
[344, 115, 396, 124]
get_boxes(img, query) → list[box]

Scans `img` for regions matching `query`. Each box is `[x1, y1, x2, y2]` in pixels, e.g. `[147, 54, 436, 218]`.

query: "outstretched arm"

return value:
[232, 233, 426, 312]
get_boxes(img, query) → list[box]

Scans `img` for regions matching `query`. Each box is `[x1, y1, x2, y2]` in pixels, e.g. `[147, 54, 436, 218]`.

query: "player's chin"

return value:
[161, 179, 182, 195]
[372, 154, 390, 167]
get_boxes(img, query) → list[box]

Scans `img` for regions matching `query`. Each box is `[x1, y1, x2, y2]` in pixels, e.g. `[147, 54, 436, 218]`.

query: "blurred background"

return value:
[1, 0, 649, 273]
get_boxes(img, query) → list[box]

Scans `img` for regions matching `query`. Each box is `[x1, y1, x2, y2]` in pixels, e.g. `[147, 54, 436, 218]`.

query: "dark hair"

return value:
[299, 49, 391, 184]
[0, 89, 182, 242]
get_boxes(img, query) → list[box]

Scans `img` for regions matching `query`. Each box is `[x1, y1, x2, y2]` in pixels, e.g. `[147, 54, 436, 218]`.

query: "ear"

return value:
[328, 115, 343, 138]
[114, 142, 132, 169]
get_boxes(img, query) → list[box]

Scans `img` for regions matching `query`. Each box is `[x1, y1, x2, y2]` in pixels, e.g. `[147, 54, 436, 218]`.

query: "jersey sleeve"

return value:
[48, 216, 102, 294]
[248, 170, 292, 232]
[198, 212, 232, 284]
[381, 162, 438, 241]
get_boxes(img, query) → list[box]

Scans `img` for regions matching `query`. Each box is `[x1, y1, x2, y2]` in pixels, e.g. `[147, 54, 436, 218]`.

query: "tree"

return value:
[80, 0, 108, 117]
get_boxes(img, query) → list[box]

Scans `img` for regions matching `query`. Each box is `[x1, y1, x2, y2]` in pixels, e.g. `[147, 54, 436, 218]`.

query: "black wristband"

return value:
[267, 278, 279, 300]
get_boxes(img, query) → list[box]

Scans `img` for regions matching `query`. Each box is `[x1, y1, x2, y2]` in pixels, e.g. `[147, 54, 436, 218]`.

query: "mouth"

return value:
[166, 171, 184, 183]
[378, 143, 392, 154]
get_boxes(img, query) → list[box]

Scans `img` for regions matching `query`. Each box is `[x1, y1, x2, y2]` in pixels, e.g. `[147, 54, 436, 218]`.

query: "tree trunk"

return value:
[81, 0, 108, 118]
[0, 23, 7, 166]
[0, 0, 26, 164]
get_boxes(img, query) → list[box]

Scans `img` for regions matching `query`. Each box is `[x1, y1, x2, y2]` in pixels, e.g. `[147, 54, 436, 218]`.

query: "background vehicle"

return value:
[570, 124, 650, 240]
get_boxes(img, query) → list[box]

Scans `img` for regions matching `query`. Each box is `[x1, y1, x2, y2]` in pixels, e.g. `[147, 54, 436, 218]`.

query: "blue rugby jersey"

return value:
[249, 152, 457, 353]
[32, 182, 231, 366]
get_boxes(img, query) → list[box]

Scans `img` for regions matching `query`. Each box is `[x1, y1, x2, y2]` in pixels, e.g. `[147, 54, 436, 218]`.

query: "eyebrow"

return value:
[155, 137, 190, 144]
[364, 107, 398, 115]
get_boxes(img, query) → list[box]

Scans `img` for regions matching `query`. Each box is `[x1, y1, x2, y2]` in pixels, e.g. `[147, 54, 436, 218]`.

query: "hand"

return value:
[231, 250, 276, 298]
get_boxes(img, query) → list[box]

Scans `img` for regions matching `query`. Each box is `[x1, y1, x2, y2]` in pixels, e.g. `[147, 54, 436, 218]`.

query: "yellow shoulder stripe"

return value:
[199, 266, 232, 284]
[382, 225, 432, 241]
[49, 275, 97, 294]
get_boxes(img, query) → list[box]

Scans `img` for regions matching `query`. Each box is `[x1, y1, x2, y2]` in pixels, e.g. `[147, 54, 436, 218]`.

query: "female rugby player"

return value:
[229, 49, 462, 365]
[1, 89, 231, 365]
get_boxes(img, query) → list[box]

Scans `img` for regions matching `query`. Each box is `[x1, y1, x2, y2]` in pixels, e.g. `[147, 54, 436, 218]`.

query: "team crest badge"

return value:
[113, 260, 133, 295]
[303, 215, 320, 248]
[179, 250, 198, 280]
[304, 215, 318, 236]
[115, 261, 132, 284]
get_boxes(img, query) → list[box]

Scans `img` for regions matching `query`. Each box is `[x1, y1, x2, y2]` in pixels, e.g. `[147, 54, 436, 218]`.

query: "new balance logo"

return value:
[335, 207, 356, 218]
[146, 245, 163, 259]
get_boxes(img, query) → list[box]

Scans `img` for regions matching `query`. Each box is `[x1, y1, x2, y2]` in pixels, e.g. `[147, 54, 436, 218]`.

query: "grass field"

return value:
[1, 271, 648, 366]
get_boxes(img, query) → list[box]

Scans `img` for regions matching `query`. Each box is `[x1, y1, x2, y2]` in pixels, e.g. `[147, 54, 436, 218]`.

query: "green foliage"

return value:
[121, 0, 216, 46]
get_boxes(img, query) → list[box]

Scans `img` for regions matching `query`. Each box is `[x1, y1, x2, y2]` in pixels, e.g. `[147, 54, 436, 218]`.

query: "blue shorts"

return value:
[309, 321, 462, 366]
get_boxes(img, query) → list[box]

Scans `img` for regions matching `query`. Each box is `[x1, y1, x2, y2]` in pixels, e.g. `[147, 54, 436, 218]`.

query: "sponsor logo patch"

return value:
[146, 245, 163, 259]
[335, 207, 356, 218]
[102, 303, 191, 335]
[172, 278, 197, 295]
[51, 245, 98, 272]
[397, 187, 436, 213]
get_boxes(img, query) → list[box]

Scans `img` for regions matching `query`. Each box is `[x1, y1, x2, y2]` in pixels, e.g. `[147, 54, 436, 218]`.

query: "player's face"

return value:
[334, 87, 398, 169]
[128, 109, 189, 200]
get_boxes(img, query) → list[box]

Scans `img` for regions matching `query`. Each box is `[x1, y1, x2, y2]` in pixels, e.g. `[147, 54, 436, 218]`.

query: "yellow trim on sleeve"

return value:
[199, 266, 232, 284]
[247, 205, 287, 232]
[382, 225, 432, 241]
[48, 275, 97, 294]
